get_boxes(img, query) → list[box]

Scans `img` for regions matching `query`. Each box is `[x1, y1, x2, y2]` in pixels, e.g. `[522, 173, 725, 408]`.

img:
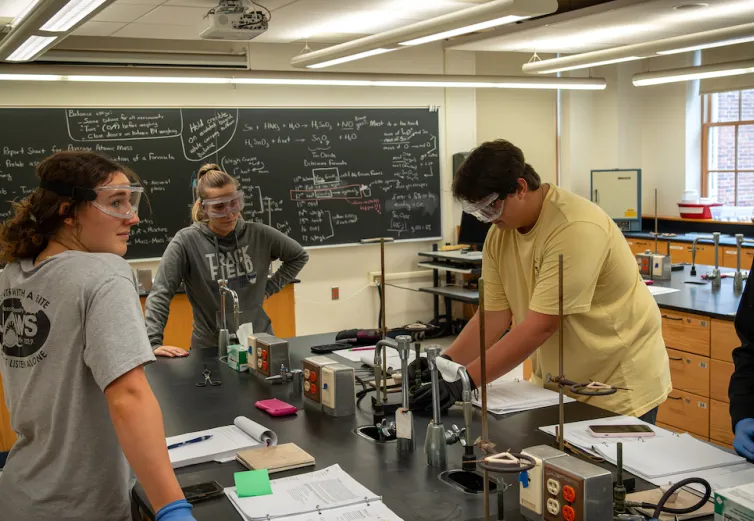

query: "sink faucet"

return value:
[395, 335, 414, 453]
[711, 232, 722, 289]
[736, 234, 754, 291]
[217, 279, 234, 358]
[689, 234, 717, 278]
[424, 345, 447, 468]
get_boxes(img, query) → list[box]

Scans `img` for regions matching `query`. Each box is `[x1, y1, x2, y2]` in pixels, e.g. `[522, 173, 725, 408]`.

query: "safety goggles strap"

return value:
[39, 180, 97, 201]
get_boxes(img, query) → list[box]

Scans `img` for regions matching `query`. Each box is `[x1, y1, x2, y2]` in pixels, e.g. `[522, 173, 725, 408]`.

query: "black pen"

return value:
[167, 434, 213, 450]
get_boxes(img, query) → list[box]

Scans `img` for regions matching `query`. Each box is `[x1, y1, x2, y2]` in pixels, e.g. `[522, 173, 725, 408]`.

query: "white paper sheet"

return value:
[539, 416, 673, 456]
[166, 416, 276, 469]
[593, 433, 745, 479]
[262, 502, 404, 521]
[473, 379, 574, 415]
[335, 347, 425, 374]
[225, 464, 380, 521]
[648, 286, 681, 296]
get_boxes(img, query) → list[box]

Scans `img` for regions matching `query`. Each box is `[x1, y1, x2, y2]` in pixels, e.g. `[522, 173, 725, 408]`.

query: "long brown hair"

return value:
[0, 151, 139, 263]
[191, 164, 239, 223]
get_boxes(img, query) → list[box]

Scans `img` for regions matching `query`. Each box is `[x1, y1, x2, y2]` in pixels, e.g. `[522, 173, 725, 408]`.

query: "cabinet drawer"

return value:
[722, 247, 754, 269]
[711, 319, 740, 362]
[667, 242, 692, 264]
[658, 390, 710, 438]
[661, 310, 711, 356]
[710, 399, 734, 446]
[710, 359, 734, 403]
[656, 421, 709, 442]
[667, 348, 710, 397]
[627, 239, 655, 256]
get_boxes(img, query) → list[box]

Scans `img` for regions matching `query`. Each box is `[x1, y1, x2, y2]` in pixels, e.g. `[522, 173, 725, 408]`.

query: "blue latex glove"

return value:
[156, 499, 196, 521]
[734, 418, 754, 460]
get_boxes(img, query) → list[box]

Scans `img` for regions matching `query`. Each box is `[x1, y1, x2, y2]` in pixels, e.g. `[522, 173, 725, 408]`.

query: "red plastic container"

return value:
[677, 202, 722, 219]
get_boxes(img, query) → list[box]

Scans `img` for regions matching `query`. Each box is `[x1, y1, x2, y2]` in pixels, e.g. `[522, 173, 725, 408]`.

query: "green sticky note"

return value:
[234, 469, 272, 498]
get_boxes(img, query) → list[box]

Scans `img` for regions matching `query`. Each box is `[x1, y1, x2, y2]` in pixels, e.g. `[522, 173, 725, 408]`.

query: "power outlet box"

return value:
[542, 455, 612, 521]
[255, 336, 289, 377]
[520, 445, 568, 521]
[320, 363, 355, 417]
[302, 355, 339, 404]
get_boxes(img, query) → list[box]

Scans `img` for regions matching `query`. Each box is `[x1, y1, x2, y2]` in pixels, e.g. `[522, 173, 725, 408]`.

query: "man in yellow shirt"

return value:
[411, 140, 670, 421]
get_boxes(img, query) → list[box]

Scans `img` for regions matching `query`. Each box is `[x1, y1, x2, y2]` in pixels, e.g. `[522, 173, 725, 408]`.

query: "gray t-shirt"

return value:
[0, 251, 156, 521]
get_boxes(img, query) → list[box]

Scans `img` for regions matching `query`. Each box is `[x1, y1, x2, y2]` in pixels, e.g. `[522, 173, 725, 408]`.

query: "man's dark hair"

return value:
[452, 139, 541, 202]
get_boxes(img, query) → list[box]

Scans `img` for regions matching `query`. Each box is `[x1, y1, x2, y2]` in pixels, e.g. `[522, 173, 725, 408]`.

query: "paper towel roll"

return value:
[234, 416, 278, 446]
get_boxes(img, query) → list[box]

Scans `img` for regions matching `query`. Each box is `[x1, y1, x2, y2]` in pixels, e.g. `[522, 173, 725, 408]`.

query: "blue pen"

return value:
[167, 434, 213, 450]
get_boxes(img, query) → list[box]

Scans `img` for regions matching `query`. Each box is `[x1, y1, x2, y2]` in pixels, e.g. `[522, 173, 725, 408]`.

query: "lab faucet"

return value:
[690, 232, 721, 283]
[455, 367, 475, 470]
[217, 279, 240, 358]
[735, 234, 754, 291]
[395, 335, 414, 453]
[425, 346, 447, 468]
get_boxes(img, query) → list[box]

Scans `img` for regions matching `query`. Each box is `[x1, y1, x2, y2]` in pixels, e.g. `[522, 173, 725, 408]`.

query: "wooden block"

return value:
[710, 359, 734, 403]
[657, 389, 710, 438]
[711, 319, 740, 363]
[710, 399, 734, 446]
[660, 309, 711, 356]
[666, 348, 710, 397]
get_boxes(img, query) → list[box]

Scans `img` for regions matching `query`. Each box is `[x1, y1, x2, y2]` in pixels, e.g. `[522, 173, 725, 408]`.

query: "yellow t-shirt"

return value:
[482, 184, 671, 417]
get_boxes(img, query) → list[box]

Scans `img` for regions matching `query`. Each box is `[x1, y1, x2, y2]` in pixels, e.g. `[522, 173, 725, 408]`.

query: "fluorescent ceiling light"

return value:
[399, 15, 525, 46]
[632, 59, 754, 86]
[307, 48, 396, 69]
[522, 21, 754, 75]
[291, 0, 557, 69]
[7, 35, 57, 62]
[11, 0, 43, 27]
[657, 35, 754, 55]
[40, 0, 109, 32]
[0, 65, 606, 90]
[540, 56, 641, 74]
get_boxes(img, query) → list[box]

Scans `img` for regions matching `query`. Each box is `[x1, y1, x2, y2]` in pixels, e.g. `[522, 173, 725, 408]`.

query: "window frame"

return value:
[701, 90, 754, 205]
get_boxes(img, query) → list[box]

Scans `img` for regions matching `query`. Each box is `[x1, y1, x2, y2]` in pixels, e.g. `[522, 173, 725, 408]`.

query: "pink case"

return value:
[255, 398, 298, 417]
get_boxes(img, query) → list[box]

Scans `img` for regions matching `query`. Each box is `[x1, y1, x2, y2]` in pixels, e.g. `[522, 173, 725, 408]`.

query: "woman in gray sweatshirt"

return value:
[144, 164, 308, 356]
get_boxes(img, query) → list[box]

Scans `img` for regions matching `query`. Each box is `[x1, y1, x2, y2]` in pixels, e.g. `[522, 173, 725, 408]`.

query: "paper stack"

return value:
[473, 378, 575, 415]
[335, 347, 425, 374]
[167, 416, 277, 469]
[225, 464, 403, 521]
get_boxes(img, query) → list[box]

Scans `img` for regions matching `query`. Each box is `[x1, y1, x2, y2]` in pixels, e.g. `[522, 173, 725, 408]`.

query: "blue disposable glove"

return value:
[156, 499, 196, 521]
[734, 418, 754, 460]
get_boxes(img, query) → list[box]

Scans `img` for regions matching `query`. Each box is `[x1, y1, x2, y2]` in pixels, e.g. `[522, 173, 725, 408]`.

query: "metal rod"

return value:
[380, 238, 388, 402]
[479, 278, 490, 521]
[654, 189, 659, 254]
[558, 254, 565, 452]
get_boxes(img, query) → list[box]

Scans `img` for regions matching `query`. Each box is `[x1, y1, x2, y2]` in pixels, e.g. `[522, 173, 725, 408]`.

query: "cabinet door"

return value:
[667, 348, 710, 397]
[711, 319, 740, 363]
[0, 373, 17, 452]
[592, 170, 639, 220]
[710, 359, 734, 403]
[710, 400, 734, 446]
[627, 239, 653, 256]
[722, 247, 754, 269]
[668, 242, 692, 264]
[660, 310, 711, 356]
[657, 390, 710, 438]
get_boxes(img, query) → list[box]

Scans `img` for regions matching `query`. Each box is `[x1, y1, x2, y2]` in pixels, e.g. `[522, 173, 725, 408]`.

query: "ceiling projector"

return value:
[200, 1, 269, 41]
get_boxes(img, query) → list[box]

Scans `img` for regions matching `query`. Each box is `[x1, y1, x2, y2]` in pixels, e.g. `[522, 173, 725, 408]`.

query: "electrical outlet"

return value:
[331, 287, 339, 300]
[546, 498, 561, 516]
[547, 478, 561, 496]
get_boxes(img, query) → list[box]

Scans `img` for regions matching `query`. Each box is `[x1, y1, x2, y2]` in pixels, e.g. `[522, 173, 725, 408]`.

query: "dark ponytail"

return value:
[0, 151, 138, 263]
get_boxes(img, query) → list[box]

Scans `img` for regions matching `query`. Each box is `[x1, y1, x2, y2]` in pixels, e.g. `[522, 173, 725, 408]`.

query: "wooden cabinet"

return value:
[0, 374, 16, 452]
[667, 242, 691, 264]
[627, 238, 656, 256]
[667, 348, 709, 397]
[656, 421, 708, 442]
[658, 389, 710, 438]
[711, 319, 740, 362]
[667, 241, 717, 265]
[710, 399, 734, 447]
[139, 284, 298, 349]
[660, 310, 710, 356]
[722, 246, 754, 269]
[710, 359, 734, 403]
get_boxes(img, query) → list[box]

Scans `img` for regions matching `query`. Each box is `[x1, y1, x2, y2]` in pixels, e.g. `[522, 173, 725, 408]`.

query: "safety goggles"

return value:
[461, 192, 503, 223]
[91, 185, 144, 219]
[201, 191, 244, 219]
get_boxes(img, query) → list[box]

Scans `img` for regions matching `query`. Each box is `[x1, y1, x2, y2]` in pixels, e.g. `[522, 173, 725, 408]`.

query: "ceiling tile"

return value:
[73, 20, 127, 36]
[163, 0, 221, 6]
[110, 21, 204, 38]
[131, 4, 208, 24]
[93, 3, 156, 22]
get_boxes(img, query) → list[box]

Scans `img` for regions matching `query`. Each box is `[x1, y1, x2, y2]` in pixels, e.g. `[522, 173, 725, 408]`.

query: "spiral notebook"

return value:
[473, 378, 575, 415]
[225, 464, 403, 521]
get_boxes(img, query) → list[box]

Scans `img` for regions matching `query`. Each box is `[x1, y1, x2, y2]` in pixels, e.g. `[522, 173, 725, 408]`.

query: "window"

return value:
[702, 89, 754, 206]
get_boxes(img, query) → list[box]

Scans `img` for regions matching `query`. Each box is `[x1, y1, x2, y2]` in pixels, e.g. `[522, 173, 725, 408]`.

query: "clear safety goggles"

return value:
[91, 185, 143, 219]
[201, 191, 244, 219]
[461, 192, 503, 223]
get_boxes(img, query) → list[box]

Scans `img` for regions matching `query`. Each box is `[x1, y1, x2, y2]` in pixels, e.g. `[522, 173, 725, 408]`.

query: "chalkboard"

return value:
[0, 108, 441, 259]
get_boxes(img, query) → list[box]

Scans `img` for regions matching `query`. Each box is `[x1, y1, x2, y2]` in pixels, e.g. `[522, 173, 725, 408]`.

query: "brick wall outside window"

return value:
[705, 89, 754, 207]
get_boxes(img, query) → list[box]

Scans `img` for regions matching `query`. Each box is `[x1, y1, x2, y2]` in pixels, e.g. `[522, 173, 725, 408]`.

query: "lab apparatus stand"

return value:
[217, 278, 240, 359]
